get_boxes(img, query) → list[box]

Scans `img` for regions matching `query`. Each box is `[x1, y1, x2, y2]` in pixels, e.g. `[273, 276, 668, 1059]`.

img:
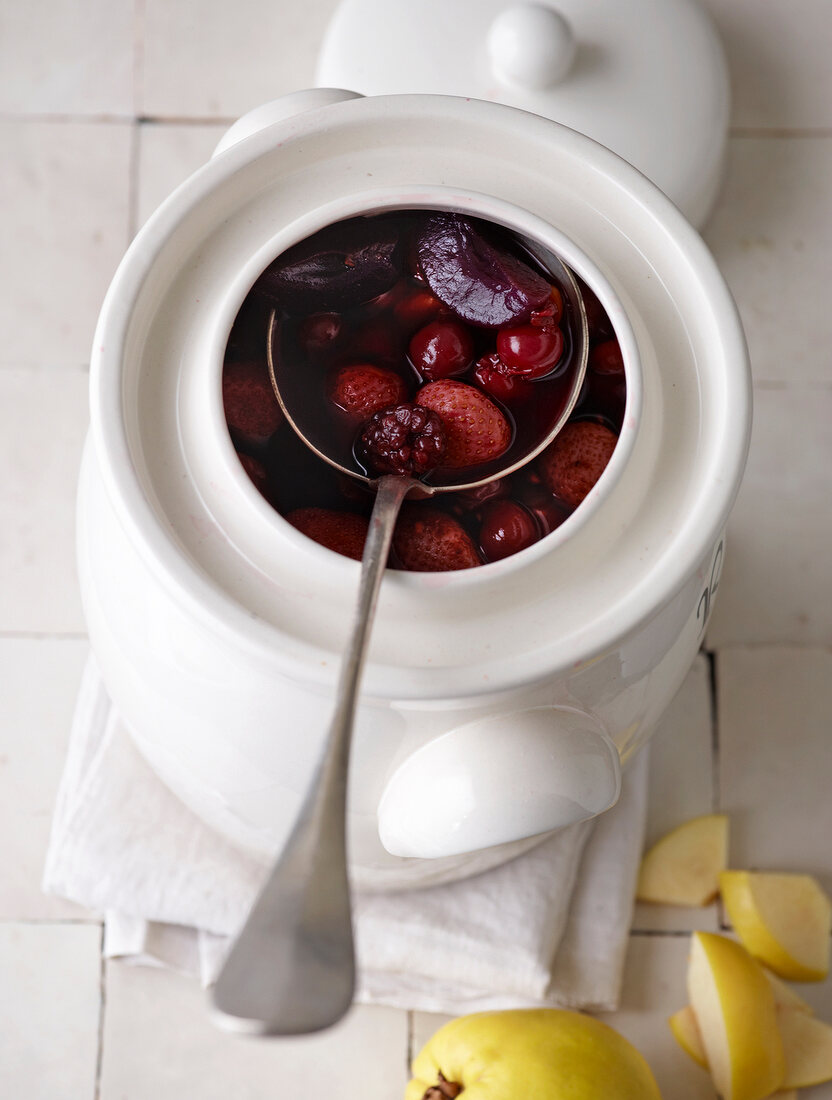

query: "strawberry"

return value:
[330, 363, 407, 421]
[538, 420, 618, 508]
[393, 508, 481, 571]
[222, 359, 283, 444]
[415, 380, 512, 468]
[285, 508, 369, 561]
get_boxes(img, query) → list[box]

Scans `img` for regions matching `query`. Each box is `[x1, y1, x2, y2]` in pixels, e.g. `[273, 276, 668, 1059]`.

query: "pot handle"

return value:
[377, 706, 621, 859]
[212, 88, 364, 158]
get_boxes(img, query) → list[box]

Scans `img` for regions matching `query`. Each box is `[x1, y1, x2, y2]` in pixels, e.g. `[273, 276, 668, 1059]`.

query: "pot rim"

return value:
[89, 94, 751, 700]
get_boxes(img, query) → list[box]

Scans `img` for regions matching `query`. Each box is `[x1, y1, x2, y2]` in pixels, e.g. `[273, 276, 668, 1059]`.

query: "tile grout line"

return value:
[705, 648, 730, 930]
[1, 112, 832, 138]
[132, 0, 146, 119]
[127, 122, 141, 243]
[0, 917, 102, 926]
[0, 631, 88, 640]
[704, 648, 720, 814]
[94, 928, 107, 1100]
[406, 1010, 414, 1075]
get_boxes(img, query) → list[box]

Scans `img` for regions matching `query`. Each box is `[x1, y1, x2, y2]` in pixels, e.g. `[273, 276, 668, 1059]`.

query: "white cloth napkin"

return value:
[43, 658, 648, 1014]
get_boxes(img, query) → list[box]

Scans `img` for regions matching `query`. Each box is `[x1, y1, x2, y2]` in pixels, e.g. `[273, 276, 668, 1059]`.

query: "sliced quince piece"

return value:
[669, 1005, 707, 1067]
[687, 931, 785, 1100]
[779, 1006, 832, 1088]
[720, 871, 832, 981]
[637, 814, 728, 906]
[765, 968, 814, 1014]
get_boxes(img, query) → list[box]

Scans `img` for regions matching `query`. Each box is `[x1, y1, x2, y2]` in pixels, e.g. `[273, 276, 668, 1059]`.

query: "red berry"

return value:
[416, 380, 512, 469]
[531, 286, 563, 328]
[298, 312, 342, 356]
[496, 323, 564, 378]
[513, 481, 571, 534]
[538, 420, 618, 508]
[222, 359, 283, 444]
[393, 508, 481, 571]
[359, 403, 447, 476]
[473, 353, 533, 404]
[478, 499, 541, 561]
[330, 364, 407, 421]
[409, 320, 474, 380]
[285, 507, 369, 561]
[237, 452, 270, 498]
[394, 285, 448, 329]
[451, 478, 510, 512]
[589, 338, 624, 376]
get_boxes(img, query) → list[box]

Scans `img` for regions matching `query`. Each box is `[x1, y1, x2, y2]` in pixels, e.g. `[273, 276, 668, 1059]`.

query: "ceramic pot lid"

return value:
[316, 0, 729, 227]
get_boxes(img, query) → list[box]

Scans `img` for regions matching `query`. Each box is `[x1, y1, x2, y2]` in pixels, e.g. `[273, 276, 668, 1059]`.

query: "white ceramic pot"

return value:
[78, 90, 750, 891]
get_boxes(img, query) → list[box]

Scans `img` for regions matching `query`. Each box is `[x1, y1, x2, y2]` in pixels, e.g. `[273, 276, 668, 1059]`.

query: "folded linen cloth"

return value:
[44, 658, 648, 1014]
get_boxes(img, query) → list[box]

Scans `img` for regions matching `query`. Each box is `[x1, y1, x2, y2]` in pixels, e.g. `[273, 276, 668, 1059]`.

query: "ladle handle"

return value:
[211, 474, 413, 1036]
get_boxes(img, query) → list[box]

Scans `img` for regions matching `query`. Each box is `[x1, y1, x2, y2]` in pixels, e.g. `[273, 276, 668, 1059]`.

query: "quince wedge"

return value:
[406, 1008, 661, 1100]
[637, 814, 728, 906]
[720, 870, 832, 981]
[668, 1004, 798, 1098]
[779, 1006, 832, 1089]
[687, 931, 785, 1100]
[668, 1005, 707, 1067]
[765, 969, 814, 1015]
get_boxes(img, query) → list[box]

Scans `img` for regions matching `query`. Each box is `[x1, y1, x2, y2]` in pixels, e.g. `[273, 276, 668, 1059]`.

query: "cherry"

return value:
[496, 324, 564, 379]
[409, 319, 475, 380]
[514, 482, 571, 535]
[473, 353, 533, 403]
[589, 338, 624, 376]
[297, 312, 342, 356]
[479, 499, 541, 561]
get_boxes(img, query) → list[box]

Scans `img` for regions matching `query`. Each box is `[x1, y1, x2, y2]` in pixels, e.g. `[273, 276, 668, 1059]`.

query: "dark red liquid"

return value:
[222, 212, 626, 570]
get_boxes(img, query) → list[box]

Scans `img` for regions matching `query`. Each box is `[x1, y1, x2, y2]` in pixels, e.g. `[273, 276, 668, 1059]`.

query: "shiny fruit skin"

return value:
[479, 500, 540, 562]
[497, 323, 564, 378]
[406, 1008, 662, 1100]
[409, 320, 475, 380]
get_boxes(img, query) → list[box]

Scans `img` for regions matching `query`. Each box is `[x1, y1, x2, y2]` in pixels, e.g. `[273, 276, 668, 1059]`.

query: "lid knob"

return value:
[488, 3, 577, 90]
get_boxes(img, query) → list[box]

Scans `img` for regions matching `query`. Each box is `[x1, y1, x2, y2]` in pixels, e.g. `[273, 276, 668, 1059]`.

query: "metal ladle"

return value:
[212, 249, 588, 1036]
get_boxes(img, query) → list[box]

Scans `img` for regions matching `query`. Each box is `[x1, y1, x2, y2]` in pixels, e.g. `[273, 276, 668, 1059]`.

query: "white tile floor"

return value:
[2, 1, 831, 1096]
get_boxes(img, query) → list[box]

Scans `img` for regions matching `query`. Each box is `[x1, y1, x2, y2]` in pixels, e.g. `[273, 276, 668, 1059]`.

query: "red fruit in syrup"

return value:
[496, 323, 564, 378]
[589, 338, 625, 376]
[409, 319, 475, 380]
[330, 364, 407, 421]
[393, 508, 481, 571]
[514, 481, 571, 535]
[473, 353, 533, 404]
[479, 499, 541, 562]
[416, 380, 512, 469]
[359, 403, 447, 476]
[394, 285, 448, 329]
[451, 478, 510, 512]
[298, 312, 342, 356]
[286, 507, 369, 561]
[531, 286, 563, 328]
[222, 359, 283, 444]
[538, 420, 618, 508]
